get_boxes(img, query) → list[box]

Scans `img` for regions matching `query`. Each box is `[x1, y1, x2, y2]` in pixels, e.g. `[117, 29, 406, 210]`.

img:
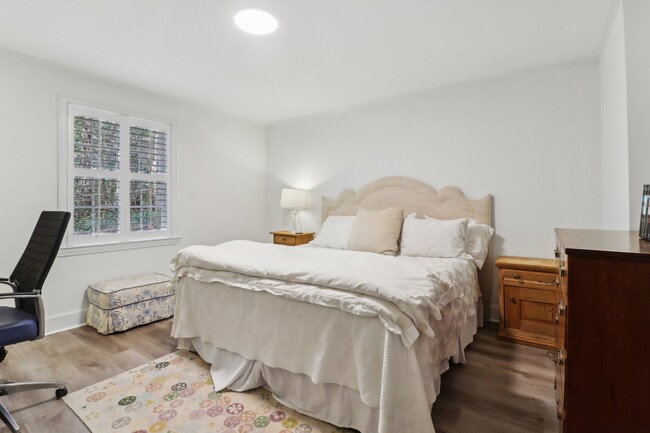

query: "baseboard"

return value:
[45, 309, 88, 335]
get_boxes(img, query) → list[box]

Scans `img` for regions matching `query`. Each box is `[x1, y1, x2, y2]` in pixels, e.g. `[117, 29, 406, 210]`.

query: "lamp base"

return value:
[291, 209, 303, 234]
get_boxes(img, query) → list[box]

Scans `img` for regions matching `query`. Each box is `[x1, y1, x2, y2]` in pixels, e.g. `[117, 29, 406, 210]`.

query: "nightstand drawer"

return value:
[274, 234, 296, 245]
[269, 231, 315, 247]
[501, 269, 558, 287]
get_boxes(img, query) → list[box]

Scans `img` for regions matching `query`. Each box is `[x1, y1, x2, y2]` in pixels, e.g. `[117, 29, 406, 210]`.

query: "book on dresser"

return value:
[641, 184, 650, 240]
[554, 229, 650, 433]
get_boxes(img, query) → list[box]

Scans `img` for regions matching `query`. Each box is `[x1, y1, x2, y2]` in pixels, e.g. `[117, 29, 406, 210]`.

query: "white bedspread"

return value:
[171, 240, 476, 347]
[170, 241, 480, 433]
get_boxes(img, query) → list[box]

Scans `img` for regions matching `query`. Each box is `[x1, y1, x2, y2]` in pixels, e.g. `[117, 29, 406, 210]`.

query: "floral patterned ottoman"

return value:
[86, 273, 174, 335]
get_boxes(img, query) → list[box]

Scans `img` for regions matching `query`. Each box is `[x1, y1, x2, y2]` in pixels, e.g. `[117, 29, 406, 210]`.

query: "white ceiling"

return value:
[0, 0, 612, 123]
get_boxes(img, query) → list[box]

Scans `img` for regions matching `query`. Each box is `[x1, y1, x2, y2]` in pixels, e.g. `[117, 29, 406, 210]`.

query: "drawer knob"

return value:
[512, 273, 520, 279]
[510, 296, 517, 305]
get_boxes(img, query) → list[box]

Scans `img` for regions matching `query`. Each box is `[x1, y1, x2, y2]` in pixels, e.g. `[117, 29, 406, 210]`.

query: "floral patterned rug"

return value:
[63, 350, 346, 433]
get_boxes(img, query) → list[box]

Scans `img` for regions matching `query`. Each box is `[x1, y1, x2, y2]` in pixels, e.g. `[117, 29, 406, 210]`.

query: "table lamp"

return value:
[280, 188, 307, 233]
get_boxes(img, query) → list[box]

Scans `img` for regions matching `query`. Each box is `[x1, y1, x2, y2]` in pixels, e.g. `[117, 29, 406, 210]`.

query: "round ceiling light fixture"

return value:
[234, 9, 278, 35]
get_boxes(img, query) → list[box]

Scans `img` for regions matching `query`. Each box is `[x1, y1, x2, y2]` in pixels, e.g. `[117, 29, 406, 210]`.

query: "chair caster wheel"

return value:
[56, 387, 68, 399]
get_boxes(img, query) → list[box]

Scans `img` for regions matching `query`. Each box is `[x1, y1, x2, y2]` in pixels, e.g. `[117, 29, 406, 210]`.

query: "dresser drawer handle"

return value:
[512, 273, 520, 279]
[558, 300, 566, 315]
[547, 349, 565, 365]
[510, 296, 517, 305]
[546, 350, 557, 363]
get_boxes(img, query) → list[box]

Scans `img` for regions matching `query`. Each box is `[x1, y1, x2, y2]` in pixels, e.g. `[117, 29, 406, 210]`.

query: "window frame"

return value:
[58, 98, 179, 255]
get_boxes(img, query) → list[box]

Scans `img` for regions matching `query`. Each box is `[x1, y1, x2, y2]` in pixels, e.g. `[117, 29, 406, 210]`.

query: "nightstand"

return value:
[495, 256, 559, 350]
[270, 231, 315, 246]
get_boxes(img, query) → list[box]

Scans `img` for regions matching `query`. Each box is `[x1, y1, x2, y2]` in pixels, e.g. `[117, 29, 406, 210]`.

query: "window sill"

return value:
[58, 236, 181, 257]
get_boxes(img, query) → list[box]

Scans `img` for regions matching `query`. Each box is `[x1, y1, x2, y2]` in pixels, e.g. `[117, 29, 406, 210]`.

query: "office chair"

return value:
[0, 211, 71, 432]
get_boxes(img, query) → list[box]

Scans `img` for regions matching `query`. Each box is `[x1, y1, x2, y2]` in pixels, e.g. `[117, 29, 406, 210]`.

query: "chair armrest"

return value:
[0, 280, 18, 292]
[0, 291, 39, 300]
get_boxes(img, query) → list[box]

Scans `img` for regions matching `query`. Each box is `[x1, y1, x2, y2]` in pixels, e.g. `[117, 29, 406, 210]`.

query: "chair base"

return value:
[0, 401, 20, 432]
[0, 381, 67, 432]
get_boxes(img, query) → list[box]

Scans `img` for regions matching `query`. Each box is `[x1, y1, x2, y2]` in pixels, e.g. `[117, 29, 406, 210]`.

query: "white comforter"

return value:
[170, 241, 480, 433]
[171, 240, 475, 348]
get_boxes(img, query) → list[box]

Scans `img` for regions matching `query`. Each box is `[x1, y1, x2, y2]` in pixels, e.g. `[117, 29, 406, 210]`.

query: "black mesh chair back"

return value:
[9, 211, 70, 316]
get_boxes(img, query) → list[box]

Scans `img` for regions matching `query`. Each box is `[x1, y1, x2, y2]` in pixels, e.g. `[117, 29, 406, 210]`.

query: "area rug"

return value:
[63, 350, 346, 433]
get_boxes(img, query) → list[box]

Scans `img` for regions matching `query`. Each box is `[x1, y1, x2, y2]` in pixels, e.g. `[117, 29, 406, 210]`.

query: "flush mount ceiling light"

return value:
[234, 9, 278, 35]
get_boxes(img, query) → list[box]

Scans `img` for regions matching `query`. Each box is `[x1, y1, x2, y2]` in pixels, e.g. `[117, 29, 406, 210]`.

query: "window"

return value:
[61, 103, 173, 249]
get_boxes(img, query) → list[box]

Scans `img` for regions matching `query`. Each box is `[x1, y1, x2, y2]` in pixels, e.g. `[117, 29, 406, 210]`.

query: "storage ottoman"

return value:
[86, 273, 174, 335]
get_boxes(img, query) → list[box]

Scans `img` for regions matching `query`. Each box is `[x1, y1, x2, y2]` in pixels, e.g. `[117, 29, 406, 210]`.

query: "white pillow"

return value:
[465, 221, 494, 269]
[400, 214, 469, 258]
[310, 216, 356, 249]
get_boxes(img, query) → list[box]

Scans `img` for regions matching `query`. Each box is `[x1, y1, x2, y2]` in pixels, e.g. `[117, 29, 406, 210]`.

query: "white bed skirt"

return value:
[172, 277, 481, 433]
[177, 311, 480, 433]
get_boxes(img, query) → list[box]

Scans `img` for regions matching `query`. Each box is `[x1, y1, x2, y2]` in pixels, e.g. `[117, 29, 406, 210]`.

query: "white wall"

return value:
[599, 1, 629, 230]
[622, 0, 650, 228]
[266, 62, 602, 321]
[0, 49, 267, 332]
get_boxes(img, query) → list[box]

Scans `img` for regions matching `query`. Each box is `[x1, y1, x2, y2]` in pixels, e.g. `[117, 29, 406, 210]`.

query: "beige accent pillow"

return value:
[348, 208, 404, 255]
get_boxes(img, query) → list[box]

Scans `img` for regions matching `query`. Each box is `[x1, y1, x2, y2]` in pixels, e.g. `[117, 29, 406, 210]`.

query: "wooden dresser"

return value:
[496, 256, 559, 349]
[554, 229, 650, 432]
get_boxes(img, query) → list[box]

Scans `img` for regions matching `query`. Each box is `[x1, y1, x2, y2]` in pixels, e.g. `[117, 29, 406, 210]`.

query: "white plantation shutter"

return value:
[72, 112, 122, 236]
[73, 116, 120, 170]
[130, 126, 167, 174]
[73, 177, 120, 234]
[130, 180, 167, 231]
[66, 104, 172, 245]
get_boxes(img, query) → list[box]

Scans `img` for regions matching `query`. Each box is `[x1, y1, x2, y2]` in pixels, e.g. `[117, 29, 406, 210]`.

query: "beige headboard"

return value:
[322, 176, 492, 226]
[322, 176, 494, 317]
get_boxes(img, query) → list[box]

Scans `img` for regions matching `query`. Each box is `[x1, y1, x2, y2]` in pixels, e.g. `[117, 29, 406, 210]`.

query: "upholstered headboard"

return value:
[321, 176, 494, 319]
[322, 176, 492, 226]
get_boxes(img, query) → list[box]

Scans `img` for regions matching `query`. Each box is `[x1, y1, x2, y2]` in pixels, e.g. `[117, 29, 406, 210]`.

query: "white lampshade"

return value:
[280, 188, 307, 209]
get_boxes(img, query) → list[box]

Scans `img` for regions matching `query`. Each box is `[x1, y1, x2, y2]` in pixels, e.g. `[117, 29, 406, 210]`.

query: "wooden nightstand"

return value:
[495, 256, 559, 350]
[270, 231, 315, 246]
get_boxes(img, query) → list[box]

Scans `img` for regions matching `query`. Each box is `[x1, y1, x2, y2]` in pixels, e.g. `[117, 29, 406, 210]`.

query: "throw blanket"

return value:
[171, 240, 472, 348]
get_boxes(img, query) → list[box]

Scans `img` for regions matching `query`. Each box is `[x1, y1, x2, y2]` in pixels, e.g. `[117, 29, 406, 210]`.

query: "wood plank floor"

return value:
[0, 320, 557, 433]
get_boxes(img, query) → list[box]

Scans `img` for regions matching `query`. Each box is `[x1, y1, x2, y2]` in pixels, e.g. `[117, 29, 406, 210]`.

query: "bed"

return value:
[170, 177, 493, 433]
